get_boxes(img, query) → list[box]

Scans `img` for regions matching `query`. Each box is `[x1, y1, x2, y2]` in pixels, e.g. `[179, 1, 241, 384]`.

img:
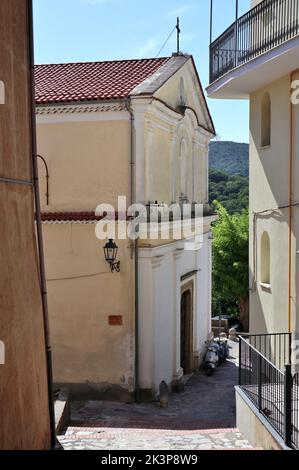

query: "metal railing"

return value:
[241, 332, 292, 371]
[239, 333, 298, 449]
[291, 372, 299, 449]
[210, 0, 299, 83]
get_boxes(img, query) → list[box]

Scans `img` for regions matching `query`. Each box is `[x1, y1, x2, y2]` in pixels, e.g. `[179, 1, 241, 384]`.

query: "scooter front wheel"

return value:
[205, 366, 214, 376]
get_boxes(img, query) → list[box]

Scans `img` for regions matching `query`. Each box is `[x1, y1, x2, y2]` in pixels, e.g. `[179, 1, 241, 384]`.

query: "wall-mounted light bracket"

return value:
[103, 239, 121, 273]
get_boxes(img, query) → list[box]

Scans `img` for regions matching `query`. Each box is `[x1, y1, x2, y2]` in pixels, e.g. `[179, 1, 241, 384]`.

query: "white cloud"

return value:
[136, 36, 161, 58]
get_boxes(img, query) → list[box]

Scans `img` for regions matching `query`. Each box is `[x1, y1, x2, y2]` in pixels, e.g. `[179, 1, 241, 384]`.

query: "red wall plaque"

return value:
[108, 315, 123, 326]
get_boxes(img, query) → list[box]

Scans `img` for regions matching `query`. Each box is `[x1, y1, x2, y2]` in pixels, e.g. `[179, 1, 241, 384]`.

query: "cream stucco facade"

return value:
[36, 55, 216, 399]
[249, 73, 299, 337]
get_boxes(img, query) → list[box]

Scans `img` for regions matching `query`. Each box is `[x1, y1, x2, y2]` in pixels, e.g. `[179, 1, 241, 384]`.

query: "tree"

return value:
[209, 169, 249, 214]
[212, 202, 249, 331]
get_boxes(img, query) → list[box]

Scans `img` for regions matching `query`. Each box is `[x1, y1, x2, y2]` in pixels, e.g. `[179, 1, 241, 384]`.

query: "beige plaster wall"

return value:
[236, 388, 282, 450]
[37, 119, 131, 211]
[249, 74, 298, 334]
[292, 70, 299, 337]
[43, 223, 135, 391]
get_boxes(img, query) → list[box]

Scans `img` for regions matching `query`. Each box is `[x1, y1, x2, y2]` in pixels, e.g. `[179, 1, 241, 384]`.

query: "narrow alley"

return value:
[58, 342, 258, 450]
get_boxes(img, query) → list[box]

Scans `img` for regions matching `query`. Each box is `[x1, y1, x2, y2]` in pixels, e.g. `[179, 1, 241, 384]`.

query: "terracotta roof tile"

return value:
[40, 212, 132, 222]
[35, 58, 172, 105]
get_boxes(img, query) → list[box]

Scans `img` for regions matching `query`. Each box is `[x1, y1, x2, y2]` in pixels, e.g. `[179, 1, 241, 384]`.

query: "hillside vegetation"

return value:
[209, 141, 249, 214]
[209, 141, 249, 177]
[209, 141, 249, 322]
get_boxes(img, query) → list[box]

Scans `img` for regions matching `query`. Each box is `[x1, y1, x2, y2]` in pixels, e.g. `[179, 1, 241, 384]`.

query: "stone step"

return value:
[59, 425, 258, 450]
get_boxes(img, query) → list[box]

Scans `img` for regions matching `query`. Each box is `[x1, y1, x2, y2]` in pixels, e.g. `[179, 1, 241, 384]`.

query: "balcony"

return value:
[207, 0, 299, 98]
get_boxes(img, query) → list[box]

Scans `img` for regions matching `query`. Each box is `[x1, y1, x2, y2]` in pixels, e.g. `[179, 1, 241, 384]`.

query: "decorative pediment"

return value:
[153, 57, 215, 136]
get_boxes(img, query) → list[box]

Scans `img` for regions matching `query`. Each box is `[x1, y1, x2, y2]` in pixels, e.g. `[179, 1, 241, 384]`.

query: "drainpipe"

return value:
[27, 0, 57, 449]
[126, 100, 140, 402]
[288, 73, 294, 333]
[36, 154, 50, 206]
[288, 69, 299, 333]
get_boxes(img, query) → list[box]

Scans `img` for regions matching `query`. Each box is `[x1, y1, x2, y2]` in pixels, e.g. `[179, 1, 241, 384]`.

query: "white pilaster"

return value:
[145, 121, 154, 203]
[170, 130, 177, 203]
[131, 99, 149, 204]
[173, 249, 183, 381]
[192, 139, 197, 203]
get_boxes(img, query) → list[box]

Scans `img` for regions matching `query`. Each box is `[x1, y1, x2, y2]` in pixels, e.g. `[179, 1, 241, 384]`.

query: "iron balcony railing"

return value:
[292, 372, 299, 449]
[210, 0, 299, 84]
[239, 333, 298, 449]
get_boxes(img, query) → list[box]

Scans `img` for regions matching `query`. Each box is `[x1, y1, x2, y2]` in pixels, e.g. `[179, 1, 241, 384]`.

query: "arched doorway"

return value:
[180, 285, 194, 374]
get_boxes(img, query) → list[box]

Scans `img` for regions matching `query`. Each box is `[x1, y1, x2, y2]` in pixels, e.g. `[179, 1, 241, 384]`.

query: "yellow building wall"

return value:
[37, 119, 130, 211]
[292, 70, 299, 337]
[249, 74, 298, 334]
[43, 223, 135, 395]
[37, 117, 135, 396]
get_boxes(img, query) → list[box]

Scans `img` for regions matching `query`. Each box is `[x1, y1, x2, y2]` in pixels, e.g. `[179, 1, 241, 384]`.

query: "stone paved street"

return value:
[58, 341, 260, 450]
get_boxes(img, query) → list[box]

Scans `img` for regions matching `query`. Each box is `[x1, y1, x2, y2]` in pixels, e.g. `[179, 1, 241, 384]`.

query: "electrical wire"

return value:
[156, 26, 176, 58]
[47, 271, 108, 282]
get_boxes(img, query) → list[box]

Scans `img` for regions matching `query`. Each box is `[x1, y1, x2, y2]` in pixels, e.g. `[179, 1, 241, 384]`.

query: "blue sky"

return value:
[33, 0, 251, 143]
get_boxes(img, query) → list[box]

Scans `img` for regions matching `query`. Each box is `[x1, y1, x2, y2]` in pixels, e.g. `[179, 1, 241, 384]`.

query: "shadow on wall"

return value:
[250, 208, 291, 334]
[249, 266, 269, 334]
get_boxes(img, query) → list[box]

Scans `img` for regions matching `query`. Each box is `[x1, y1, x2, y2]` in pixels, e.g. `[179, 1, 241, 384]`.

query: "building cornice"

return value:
[36, 102, 129, 123]
[36, 102, 127, 114]
[40, 211, 133, 224]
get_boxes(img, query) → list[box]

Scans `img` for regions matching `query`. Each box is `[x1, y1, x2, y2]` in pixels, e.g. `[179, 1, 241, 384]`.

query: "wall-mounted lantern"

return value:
[103, 239, 120, 273]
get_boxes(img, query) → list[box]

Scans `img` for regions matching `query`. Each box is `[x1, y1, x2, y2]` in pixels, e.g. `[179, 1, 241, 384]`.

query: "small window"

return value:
[261, 231, 270, 285]
[261, 92, 271, 147]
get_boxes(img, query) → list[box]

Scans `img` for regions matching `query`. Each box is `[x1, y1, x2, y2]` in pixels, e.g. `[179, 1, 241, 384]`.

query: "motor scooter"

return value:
[218, 337, 230, 364]
[203, 340, 220, 376]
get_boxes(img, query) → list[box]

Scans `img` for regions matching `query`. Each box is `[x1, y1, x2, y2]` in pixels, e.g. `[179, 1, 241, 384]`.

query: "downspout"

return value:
[27, 0, 57, 449]
[126, 100, 140, 402]
[36, 154, 50, 206]
[288, 69, 298, 333]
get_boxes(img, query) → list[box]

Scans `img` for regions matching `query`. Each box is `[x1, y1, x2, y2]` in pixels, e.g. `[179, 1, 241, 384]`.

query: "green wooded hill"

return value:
[209, 141, 249, 177]
[209, 141, 249, 214]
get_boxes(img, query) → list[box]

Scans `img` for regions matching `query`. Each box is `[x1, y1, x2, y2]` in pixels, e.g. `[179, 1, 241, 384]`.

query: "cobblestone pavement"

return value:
[59, 341, 260, 450]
